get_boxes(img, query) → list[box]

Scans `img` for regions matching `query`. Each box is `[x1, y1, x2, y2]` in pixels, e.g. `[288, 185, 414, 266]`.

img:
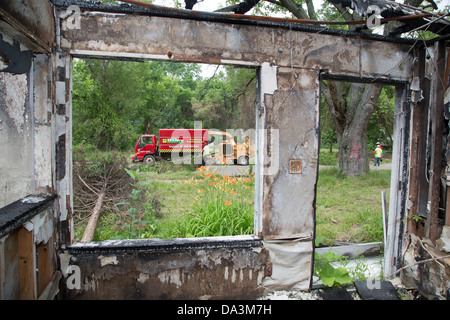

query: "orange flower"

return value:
[198, 189, 205, 193]
[225, 201, 232, 206]
[206, 173, 212, 177]
[223, 175, 230, 179]
[245, 178, 251, 183]
[213, 176, 219, 180]
[230, 191, 236, 196]
[209, 182, 216, 186]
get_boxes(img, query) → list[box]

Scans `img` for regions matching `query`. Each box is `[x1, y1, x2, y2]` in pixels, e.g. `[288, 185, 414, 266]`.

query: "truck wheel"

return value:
[143, 155, 156, 165]
[237, 156, 249, 166]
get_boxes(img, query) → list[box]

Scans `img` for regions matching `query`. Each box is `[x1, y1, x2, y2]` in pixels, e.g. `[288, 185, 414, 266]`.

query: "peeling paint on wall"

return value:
[0, 71, 28, 133]
[0, 57, 32, 207]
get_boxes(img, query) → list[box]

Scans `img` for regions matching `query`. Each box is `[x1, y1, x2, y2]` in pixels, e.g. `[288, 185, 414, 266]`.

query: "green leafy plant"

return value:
[314, 252, 353, 287]
[405, 214, 423, 223]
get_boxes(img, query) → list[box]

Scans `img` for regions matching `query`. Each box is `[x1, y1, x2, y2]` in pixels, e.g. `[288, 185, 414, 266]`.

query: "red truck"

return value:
[132, 129, 208, 164]
[132, 129, 252, 165]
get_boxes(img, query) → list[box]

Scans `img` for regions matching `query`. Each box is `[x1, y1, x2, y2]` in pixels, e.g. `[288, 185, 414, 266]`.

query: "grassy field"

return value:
[74, 158, 390, 245]
[315, 167, 390, 246]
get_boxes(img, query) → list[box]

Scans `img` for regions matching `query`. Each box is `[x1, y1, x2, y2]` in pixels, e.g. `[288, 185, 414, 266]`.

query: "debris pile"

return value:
[401, 227, 450, 299]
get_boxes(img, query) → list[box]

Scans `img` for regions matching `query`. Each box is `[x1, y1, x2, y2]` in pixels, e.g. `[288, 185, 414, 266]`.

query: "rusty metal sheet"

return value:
[289, 160, 303, 174]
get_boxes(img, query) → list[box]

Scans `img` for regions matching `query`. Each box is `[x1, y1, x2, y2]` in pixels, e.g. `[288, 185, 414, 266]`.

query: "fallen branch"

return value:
[385, 254, 450, 279]
[81, 183, 107, 242]
[77, 174, 100, 195]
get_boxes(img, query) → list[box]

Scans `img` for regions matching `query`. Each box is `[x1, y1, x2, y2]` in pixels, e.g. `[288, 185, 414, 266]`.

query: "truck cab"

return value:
[133, 134, 157, 164]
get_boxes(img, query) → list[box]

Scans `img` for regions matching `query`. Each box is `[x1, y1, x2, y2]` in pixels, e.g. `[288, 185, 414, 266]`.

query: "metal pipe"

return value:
[50, 0, 421, 45]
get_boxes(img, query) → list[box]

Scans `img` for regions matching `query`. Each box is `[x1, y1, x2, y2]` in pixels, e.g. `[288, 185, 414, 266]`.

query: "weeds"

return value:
[314, 252, 353, 287]
[314, 250, 382, 288]
[160, 166, 254, 238]
[113, 168, 158, 239]
[315, 168, 391, 245]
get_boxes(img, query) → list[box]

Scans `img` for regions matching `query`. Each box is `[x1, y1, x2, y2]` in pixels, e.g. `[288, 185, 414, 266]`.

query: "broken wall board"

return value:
[0, 0, 54, 52]
[0, 194, 57, 299]
[261, 240, 313, 292]
[384, 85, 410, 277]
[401, 233, 450, 299]
[63, 237, 270, 299]
[261, 67, 319, 240]
[0, 68, 33, 208]
[0, 51, 55, 207]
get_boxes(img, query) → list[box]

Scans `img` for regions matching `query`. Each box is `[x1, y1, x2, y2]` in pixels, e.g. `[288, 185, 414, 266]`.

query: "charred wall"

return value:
[62, 237, 269, 300]
[0, 0, 422, 300]
[54, 4, 414, 299]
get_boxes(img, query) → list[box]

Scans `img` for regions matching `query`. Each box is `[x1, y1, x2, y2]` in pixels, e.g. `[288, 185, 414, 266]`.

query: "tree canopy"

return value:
[72, 59, 257, 151]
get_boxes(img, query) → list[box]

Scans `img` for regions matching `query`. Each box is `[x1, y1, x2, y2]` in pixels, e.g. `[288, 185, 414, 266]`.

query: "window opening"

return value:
[71, 57, 257, 242]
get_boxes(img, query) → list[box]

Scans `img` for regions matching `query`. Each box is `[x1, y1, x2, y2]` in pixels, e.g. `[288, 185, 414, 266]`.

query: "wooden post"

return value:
[428, 40, 446, 244]
[37, 237, 55, 297]
[381, 190, 388, 246]
[18, 227, 36, 300]
[408, 48, 426, 236]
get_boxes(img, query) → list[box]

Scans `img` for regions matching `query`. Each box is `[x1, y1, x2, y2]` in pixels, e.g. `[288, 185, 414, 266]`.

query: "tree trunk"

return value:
[337, 124, 370, 176]
[81, 184, 107, 242]
[322, 80, 383, 176]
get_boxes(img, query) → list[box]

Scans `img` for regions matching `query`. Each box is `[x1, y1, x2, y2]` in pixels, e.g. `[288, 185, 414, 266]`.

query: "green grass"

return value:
[74, 158, 390, 244]
[315, 167, 390, 246]
[154, 166, 254, 238]
[319, 149, 339, 166]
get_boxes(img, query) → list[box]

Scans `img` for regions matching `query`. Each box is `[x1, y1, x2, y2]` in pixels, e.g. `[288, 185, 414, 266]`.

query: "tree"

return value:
[72, 59, 204, 150]
[321, 81, 383, 175]
[192, 66, 256, 130]
[72, 59, 145, 150]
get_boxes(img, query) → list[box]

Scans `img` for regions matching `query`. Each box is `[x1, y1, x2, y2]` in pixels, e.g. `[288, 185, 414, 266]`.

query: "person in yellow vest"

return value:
[374, 143, 383, 166]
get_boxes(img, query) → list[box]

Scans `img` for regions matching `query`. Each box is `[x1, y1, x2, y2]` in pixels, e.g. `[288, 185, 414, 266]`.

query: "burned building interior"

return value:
[0, 0, 449, 300]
